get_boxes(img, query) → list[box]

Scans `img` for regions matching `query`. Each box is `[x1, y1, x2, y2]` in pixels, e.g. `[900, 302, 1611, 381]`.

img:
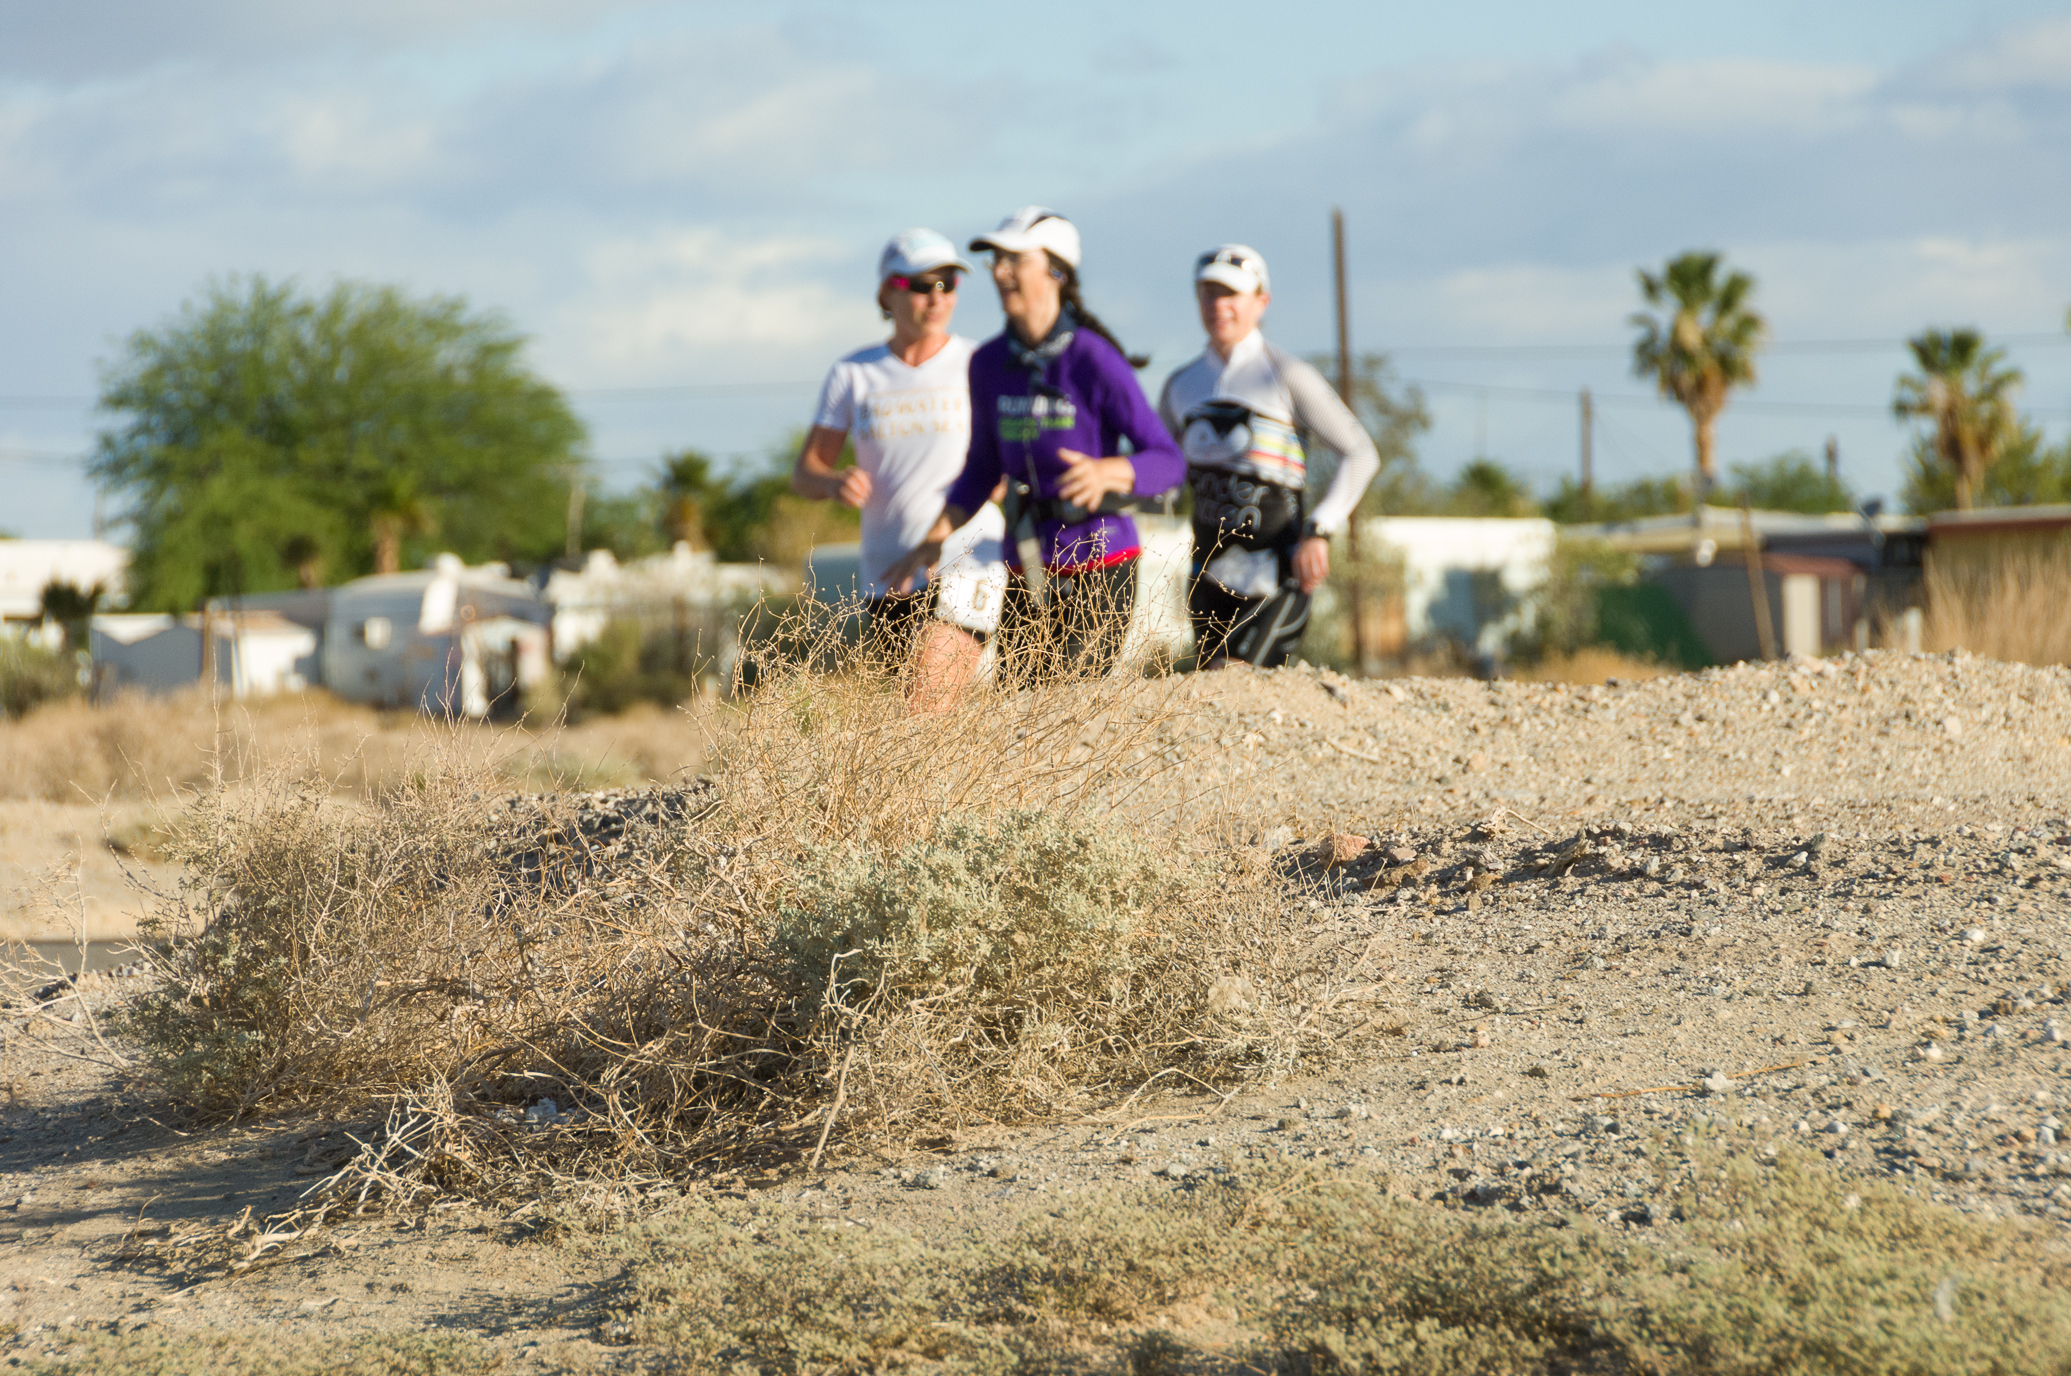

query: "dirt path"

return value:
[4, 649, 2069, 1368]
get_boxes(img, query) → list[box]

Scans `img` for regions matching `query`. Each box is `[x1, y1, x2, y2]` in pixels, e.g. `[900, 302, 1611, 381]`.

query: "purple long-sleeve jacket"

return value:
[944, 321, 1185, 573]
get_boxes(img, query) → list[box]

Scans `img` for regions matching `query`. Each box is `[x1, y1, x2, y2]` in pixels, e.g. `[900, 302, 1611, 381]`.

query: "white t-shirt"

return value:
[811, 335, 978, 598]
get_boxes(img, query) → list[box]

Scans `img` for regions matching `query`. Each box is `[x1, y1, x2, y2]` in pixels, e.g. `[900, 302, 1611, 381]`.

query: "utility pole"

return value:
[565, 470, 585, 564]
[1579, 388, 1594, 519]
[1824, 434, 1839, 490]
[1332, 207, 1369, 675]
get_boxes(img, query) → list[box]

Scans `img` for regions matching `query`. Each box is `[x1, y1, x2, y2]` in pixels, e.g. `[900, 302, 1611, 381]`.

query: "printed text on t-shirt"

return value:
[997, 393, 1077, 442]
[856, 389, 969, 442]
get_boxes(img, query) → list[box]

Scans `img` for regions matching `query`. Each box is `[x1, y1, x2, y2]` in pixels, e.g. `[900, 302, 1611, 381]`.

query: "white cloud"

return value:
[0, 0, 662, 81]
[1935, 16, 2071, 92]
[1549, 57, 1877, 138]
[549, 228, 879, 382]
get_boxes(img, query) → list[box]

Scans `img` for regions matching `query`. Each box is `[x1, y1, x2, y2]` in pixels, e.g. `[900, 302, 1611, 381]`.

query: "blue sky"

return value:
[5, 0, 2071, 537]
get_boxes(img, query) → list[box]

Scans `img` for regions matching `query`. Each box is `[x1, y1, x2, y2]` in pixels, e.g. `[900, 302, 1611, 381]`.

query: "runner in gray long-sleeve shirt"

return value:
[1158, 244, 1381, 669]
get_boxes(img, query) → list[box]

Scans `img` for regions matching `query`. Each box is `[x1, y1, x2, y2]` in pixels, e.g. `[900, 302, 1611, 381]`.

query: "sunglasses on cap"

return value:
[889, 274, 959, 295]
[1196, 248, 1261, 272]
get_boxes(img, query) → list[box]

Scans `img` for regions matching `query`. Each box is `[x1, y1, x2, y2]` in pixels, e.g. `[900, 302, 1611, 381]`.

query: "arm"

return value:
[1277, 350, 1382, 593]
[1284, 351, 1380, 535]
[880, 503, 972, 592]
[790, 425, 869, 507]
[940, 352, 1003, 518]
[1156, 371, 1184, 442]
[1113, 360, 1186, 498]
[1056, 349, 1185, 509]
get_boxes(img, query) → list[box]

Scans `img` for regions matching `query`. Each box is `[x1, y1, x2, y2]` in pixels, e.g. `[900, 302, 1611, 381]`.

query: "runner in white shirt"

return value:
[792, 228, 1008, 698]
[1158, 244, 1381, 669]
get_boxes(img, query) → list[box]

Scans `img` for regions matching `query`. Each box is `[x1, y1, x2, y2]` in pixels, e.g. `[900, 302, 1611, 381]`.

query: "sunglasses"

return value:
[889, 275, 959, 295]
[1196, 248, 1259, 272]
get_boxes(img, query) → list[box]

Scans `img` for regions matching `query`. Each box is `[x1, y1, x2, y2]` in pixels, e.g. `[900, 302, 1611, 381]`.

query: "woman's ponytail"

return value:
[1049, 254, 1149, 370]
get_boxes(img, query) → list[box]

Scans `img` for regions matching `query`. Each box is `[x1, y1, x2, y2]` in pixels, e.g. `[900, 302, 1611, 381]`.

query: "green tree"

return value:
[1892, 328, 2023, 512]
[1541, 474, 1691, 524]
[93, 276, 585, 609]
[1443, 459, 1535, 516]
[1900, 420, 2070, 513]
[1306, 351, 1435, 515]
[1721, 451, 1854, 514]
[1630, 252, 1767, 505]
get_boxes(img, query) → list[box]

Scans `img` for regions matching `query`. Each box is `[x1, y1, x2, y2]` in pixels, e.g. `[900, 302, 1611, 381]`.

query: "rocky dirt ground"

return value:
[3, 647, 2069, 1369]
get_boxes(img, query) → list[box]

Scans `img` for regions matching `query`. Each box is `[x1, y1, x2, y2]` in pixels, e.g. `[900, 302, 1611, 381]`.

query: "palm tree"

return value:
[368, 474, 437, 575]
[1630, 252, 1767, 511]
[1892, 328, 2022, 511]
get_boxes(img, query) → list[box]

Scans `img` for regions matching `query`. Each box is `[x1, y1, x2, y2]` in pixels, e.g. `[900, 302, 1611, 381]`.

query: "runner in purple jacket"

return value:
[884, 207, 1183, 681]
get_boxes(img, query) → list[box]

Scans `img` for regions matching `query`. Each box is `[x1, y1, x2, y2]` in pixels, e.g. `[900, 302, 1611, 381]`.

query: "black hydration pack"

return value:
[1182, 400, 1304, 552]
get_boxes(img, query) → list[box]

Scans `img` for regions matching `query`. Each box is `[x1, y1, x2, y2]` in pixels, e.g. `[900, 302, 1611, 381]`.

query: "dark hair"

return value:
[1047, 252, 1149, 370]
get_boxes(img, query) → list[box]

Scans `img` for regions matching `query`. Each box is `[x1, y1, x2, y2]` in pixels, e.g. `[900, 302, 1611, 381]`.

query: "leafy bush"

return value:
[1528, 536, 1640, 659]
[116, 626, 1279, 1186]
[777, 809, 1251, 1120]
[0, 635, 80, 719]
[547, 618, 703, 721]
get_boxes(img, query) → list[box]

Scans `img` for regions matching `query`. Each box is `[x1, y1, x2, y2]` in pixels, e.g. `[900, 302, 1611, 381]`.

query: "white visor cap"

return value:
[879, 228, 974, 283]
[969, 206, 1082, 270]
[1195, 244, 1270, 295]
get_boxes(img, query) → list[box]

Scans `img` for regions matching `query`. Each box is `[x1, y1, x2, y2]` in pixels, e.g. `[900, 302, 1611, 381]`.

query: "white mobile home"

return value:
[323, 556, 551, 718]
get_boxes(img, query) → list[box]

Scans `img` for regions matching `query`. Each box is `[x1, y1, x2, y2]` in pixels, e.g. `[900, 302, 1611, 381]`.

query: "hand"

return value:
[835, 468, 872, 509]
[1054, 448, 1135, 512]
[1293, 536, 1330, 594]
[881, 511, 958, 592]
[881, 542, 942, 593]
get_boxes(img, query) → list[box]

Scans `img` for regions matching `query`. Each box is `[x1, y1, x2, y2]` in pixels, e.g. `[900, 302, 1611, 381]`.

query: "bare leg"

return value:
[909, 619, 984, 712]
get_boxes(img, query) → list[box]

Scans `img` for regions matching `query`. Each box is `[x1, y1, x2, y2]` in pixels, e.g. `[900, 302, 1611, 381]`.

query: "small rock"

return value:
[1825, 1119, 1849, 1136]
[916, 1168, 950, 1190]
[1964, 928, 1987, 944]
[1700, 1073, 1734, 1096]
[1585, 1115, 1618, 1136]
[1335, 1103, 1371, 1120]
[1385, 845, 1418, 865]
[1315, 833, 1370, 868]
[1871, 1103, 1894, 1122]
[524, 1098, 560, 1125]
[1260, 826, 1295, 852]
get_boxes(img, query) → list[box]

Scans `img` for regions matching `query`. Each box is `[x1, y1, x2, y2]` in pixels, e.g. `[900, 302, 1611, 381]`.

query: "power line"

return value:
[1382, 331, 2071, 358]
[1406, 376, 2071, 420]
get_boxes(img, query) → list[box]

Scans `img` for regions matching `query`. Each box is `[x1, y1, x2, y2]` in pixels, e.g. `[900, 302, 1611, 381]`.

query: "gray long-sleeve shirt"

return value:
[1157, 330, 1381, 535]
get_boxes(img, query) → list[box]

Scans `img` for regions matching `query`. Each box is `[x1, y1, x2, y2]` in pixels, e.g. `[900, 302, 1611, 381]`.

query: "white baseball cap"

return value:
[878, 228, 974, 283]
[1194, 244, 1270, 295]
[969, 206, 1082, 270]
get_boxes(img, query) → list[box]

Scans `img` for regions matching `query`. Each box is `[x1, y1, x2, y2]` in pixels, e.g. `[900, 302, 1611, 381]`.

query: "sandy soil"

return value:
[3, 649, 2069, 1368]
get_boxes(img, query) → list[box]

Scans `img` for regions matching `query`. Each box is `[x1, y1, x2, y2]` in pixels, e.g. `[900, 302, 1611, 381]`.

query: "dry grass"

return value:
[611, 1144, 2071, 1375]
[1925, 547, 2071, 667]
[114, 595, 1320, 1202]
[1512, 647, 1674, 685]
[0, 687, 711, 804]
